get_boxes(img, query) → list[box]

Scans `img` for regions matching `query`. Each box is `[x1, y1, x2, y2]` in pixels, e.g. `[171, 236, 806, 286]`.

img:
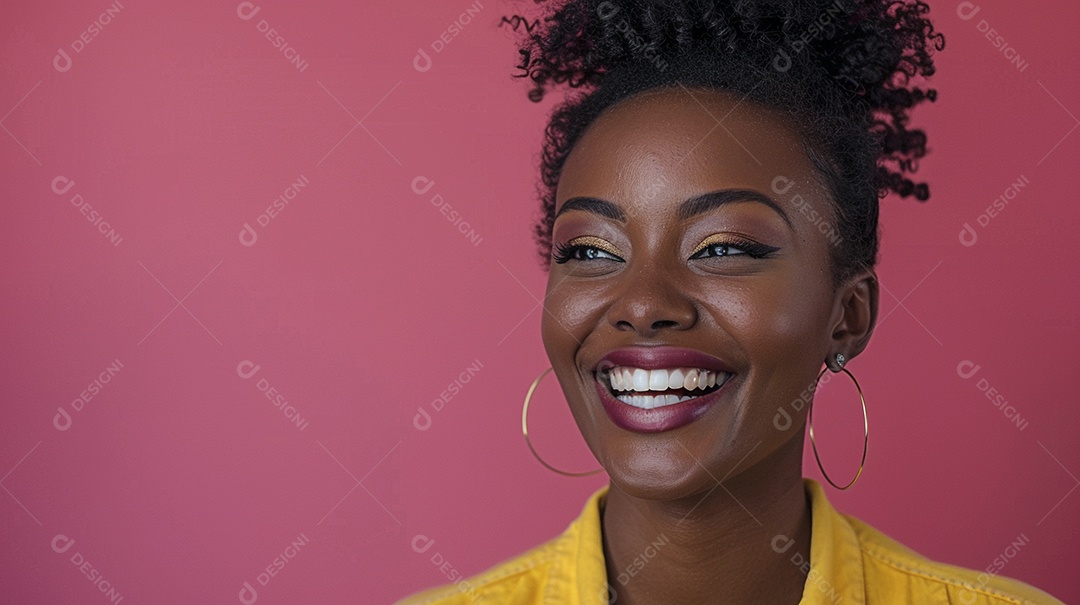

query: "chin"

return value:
[606, 460, 719, 502]
[587, 423, 738, 503]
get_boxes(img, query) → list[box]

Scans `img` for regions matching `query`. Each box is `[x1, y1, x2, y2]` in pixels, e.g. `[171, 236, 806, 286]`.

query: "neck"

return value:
[601, 436, 812, 605]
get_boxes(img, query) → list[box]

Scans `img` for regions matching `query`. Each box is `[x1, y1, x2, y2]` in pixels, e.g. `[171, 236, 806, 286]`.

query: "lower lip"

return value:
[594, 376, 733, 433]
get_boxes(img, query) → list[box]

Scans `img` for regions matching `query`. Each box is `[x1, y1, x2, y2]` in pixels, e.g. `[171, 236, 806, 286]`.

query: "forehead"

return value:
[555, 87, 826, 213]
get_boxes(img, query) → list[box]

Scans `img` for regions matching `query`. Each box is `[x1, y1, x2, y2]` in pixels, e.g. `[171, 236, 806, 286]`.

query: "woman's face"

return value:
[541, 86, 876, 500]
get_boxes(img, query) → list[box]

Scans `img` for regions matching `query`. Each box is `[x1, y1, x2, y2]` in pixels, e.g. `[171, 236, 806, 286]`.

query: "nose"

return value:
[607, 261, 697, 336]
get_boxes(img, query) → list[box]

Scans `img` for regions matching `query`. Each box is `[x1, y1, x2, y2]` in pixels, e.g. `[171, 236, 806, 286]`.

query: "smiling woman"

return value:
[395, 0, 1064, 603]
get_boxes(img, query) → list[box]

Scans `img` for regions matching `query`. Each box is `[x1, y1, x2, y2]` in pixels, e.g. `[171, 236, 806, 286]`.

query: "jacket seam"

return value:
[412, 544, 559, 604]
[858, 544, 1024, 604]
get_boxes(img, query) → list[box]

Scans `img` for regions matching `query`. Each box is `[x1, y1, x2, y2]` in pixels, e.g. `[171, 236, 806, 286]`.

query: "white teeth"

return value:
[616, 393, 698, 410]
[668, 368, 684, 389]
[649, 370, 668, 391]
[602, 366, 731, 396]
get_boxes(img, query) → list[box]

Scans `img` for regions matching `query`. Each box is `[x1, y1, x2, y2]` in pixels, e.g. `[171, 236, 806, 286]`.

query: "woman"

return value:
[398, 0, 1064, 603]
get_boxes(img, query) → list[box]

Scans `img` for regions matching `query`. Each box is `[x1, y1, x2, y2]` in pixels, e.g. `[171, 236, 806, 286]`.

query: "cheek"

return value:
[700, 270, 829, 363]
[541, 278, 610, 352]
[540, 279, 613, 431]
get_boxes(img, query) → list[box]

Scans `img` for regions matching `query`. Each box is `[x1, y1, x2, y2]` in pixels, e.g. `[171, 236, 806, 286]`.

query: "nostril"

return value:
[651, 320, 679, 330]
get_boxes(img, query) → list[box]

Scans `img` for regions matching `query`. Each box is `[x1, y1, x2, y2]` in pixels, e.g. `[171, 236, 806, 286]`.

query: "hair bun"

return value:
[505, 0, 944, 283]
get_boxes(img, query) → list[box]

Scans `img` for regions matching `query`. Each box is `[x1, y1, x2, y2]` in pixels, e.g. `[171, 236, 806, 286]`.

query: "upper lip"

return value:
[594, 346, 737, 375]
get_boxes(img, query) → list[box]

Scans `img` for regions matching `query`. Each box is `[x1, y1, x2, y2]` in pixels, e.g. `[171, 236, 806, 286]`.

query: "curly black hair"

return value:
[502, 0, 945, 286]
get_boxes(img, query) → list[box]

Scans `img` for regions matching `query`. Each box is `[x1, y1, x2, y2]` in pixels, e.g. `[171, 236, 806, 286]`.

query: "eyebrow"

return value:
[555, 188, 793, 230]
[554, 197, 626, 222]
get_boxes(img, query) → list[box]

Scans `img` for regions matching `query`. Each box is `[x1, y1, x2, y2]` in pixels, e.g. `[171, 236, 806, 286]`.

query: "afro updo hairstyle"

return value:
[502, 0, 945, 287]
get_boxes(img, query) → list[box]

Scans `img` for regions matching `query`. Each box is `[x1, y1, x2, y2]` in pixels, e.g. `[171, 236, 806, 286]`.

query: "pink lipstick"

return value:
[593, 346, 736, 433]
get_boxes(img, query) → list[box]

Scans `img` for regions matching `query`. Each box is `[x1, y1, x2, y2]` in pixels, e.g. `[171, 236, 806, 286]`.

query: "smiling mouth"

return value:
[596, 366, 733, 410]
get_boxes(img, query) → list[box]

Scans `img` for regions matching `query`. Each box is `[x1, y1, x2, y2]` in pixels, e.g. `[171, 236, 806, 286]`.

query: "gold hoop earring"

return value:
[808, 363, 868, 490]
[521, 367, 604, 478]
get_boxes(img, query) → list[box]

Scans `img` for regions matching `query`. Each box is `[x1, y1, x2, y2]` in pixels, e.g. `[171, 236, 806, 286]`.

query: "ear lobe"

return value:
[829, 270, 879, 363]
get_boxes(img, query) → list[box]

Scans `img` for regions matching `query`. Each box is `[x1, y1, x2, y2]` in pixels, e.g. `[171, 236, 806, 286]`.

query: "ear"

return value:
[826, 269, 878, 371]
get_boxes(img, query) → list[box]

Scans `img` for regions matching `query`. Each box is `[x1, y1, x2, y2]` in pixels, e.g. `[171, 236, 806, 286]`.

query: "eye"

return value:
[691, 243, 747, 258]
[552, 236, 624, 264]
[689, 236, 779, 260]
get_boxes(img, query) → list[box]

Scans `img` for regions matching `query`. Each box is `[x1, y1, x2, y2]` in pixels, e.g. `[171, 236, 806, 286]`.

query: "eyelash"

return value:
[552, 241, 621, 264]
[690, 237, 780, 260]
[551, 237, 779, 264]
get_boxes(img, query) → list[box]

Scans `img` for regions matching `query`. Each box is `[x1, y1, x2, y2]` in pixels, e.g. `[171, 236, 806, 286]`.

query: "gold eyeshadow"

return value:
[565, 235, 622, 256]
[691, 233, 739, 257]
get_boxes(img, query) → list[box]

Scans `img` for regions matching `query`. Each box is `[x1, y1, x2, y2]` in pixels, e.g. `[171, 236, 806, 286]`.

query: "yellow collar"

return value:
[548, 478, 865, 604]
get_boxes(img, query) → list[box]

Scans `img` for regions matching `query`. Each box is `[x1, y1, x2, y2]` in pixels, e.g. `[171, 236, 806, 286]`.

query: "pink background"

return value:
[1, 1, 1078, 603]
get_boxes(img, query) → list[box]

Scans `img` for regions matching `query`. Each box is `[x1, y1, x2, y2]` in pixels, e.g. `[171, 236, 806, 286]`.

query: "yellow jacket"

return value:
[396, 479, 1063, 604]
